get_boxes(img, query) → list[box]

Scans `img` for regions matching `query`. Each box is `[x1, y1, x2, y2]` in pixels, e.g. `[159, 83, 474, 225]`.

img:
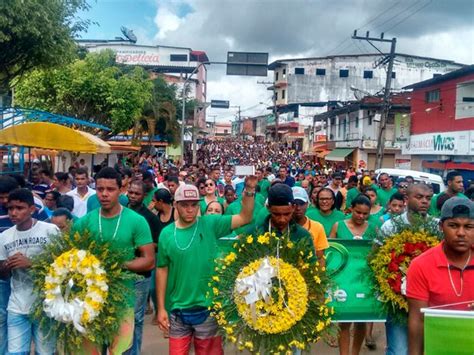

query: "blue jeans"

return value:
[0, 279, 11, 355]
[131, 276, 151, 355]
[385, 315, 408, 355]
[7, 311, 56, 354]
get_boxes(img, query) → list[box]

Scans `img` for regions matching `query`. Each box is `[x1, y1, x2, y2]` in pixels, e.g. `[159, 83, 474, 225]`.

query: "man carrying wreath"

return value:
[156, 176, 257, 355]
[73, 167, 155, 354]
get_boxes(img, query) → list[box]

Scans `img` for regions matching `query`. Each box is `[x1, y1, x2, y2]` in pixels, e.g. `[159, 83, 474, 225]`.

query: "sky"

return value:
[78, 0, 474, 123]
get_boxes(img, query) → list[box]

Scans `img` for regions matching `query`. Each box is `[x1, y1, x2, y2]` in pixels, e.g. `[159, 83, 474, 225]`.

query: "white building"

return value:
[268, 53, 464, 121]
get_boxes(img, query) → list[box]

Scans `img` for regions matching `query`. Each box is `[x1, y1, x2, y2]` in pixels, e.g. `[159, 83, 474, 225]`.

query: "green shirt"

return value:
[306, 208, 345, 237]
[257, 178, 271, 199]
[376, 187, 397, 208]
[144, 187, 158, 208]
[199, 197, 225, 215]
[345, 187, 361, 209]
[156, 215, 232, 311]
[335, 220, 377, 240]
[87, 193, 129, 213]
[224, 196, 263, 235]
[428, 192, 467, 217]
[72, 207, 153, 307]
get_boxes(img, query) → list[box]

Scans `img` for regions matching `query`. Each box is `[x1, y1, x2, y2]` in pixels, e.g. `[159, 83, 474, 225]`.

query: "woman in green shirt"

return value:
[329, 194, 376, 355]
[306, 188, 345, 236]
[199, 179, 224, 215]
[365, 187, 384, 228]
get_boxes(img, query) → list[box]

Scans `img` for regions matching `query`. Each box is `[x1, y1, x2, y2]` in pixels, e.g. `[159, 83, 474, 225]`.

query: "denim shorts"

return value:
[7, 311, 56, 355]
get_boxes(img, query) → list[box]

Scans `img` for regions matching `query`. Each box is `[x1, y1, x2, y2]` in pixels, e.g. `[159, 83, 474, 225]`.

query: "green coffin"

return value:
[422, 308, 474, 355]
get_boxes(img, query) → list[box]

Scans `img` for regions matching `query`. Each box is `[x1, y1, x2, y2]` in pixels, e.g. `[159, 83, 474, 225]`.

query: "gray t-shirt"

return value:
[0, 221, 59, 314]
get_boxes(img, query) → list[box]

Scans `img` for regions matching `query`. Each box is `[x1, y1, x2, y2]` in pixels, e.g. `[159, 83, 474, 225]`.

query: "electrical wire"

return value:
[383, 0, 433, 33]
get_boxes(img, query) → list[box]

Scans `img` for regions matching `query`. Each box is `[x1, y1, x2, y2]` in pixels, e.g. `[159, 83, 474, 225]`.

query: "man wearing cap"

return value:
[246, 184, 314, 251]
[292, 186, 329, 266]
[156, 176, 258, 354]
[407, 197, 474, 355]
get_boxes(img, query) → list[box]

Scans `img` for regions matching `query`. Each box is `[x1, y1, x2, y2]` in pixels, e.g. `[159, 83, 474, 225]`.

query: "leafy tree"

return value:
[15, 50, 153, 134]
[0, 0, 91, 92]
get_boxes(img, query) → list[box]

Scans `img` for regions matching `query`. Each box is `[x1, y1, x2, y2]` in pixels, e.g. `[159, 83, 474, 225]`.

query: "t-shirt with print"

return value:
[72, 207, 153, 307]
[157, 214, 232, 312]
[0, 221, 59, 314]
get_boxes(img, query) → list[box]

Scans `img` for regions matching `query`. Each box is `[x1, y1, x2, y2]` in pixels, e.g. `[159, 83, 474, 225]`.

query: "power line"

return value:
[383, 0, 433, 33]
[356, 1, 402, 31]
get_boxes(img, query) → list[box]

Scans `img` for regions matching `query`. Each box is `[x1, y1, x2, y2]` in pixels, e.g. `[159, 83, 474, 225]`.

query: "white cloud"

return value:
[154, 5, 184, 40]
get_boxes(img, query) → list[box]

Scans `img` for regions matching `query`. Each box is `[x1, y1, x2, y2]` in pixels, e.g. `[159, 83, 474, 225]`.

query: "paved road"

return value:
[141, 315, 387, 354]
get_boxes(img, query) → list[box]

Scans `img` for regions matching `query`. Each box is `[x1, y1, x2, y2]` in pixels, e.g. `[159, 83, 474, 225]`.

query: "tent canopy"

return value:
[0, 122, 111, 154]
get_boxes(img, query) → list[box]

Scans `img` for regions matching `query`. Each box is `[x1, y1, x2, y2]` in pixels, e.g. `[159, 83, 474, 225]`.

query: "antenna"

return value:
[120, 26, 137, 43]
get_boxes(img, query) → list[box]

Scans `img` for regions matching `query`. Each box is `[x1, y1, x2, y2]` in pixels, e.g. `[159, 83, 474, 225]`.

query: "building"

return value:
[268, 53, 464, 123]
[313, 94, 411, 170]
[77, 35, 209, 130]
[402, 65, 474, 180]
[206, 121, 231, 139]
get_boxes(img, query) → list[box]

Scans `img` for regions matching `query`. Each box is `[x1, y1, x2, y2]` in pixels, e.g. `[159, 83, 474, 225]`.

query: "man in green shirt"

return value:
[143, 170, 158, 209]
[156, 177, 257, 354]
[256, 168, 270, 199]
[376, 173, 397, 208]
[428, 170, 467, 217]
[73, 167, 155, 354]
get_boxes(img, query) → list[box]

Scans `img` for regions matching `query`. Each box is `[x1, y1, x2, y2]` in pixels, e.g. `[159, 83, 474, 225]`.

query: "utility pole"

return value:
[352, 30, 397, 169]
[257, 80, 279, 142]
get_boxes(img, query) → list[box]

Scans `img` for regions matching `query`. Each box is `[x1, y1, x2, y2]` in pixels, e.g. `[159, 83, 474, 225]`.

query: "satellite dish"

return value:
[120, 26, 137, 43]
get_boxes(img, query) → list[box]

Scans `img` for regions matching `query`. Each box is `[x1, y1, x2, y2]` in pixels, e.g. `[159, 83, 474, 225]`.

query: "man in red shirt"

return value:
[406, 197, 474, 355]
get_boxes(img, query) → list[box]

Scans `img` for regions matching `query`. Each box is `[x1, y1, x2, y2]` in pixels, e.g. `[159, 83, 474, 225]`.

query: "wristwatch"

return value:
[243, 189, 256, 197]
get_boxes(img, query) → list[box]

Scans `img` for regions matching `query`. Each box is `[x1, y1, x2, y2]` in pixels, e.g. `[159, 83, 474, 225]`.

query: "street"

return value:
[141, 315, 387, 354]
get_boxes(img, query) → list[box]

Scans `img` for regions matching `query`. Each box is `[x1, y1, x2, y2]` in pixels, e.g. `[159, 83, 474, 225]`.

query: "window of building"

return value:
[391, 72, 396, 79]
[455, 81, 474, 119]
[338, 118, 342, 137]
[295, 67, 305, 75]
[363, 70, 373, 79]
[339, 69, 349, 78]
[282, 68, 287, 76]
[342, 118, 347, 138]
[368, 114, 373, 125]
[355, 115, 359, 128]
[276, 72, 279, 81]
[425, 89, 440, 103]
[170, 54, 188, 62]
[275, 91, 278, 100]
[224, 129, 228, 134]
[282, 89, 286, 99]
[316, 68, 326, 76]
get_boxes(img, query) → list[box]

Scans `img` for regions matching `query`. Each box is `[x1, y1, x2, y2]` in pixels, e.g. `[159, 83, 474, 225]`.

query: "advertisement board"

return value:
[402, 130, 471, 155]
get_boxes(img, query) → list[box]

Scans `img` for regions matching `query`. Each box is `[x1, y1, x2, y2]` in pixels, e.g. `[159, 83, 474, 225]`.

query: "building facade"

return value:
[268, 53, 464, 123]
[402, 65, 474, 180]
[313, 94, 411, 170]
[77, 38, 209, 129]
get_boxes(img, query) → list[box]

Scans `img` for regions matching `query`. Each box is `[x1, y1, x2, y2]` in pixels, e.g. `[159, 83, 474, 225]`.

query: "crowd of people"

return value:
[0, 148, 472, 355]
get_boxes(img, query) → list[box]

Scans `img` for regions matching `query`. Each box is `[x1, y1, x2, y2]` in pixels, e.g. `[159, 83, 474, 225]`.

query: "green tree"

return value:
[15, 50, 153, 134]
[0, 0, 91, 92]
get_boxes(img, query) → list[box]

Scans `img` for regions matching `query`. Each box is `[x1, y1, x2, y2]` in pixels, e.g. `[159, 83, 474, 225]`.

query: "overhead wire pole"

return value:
[352, 30, 397, 169]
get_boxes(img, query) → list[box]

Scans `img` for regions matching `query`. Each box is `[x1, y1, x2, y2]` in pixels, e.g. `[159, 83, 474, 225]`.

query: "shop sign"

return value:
[402, 131, 471, 156]
[394, 113, 410, 142]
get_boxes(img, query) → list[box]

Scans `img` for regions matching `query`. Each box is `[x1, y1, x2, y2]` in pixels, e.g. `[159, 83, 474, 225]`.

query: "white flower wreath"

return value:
[43, 248, 109, 333]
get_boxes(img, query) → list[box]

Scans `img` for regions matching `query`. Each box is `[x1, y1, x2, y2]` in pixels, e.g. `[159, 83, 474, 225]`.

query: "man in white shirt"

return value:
[0, 188, 59, 354]
[66, 167, 96, 218]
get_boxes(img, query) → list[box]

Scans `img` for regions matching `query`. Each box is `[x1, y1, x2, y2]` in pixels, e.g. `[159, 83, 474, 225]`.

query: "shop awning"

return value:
[0, 122, 111, 154]
[325, 148, 354, 162]
[317, 150, 330, 158]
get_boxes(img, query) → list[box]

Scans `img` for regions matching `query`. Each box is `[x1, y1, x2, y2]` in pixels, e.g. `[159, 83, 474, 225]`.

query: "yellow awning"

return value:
[0, 122, 111, 154]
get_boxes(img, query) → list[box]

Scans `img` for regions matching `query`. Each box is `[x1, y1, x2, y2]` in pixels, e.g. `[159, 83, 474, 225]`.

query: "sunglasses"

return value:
[398, 185, 408, 189]
[205, 183, 215, 187]
[199, 185, 206, 189]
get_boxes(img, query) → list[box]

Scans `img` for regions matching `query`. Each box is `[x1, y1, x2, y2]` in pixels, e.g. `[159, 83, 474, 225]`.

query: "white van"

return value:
[375, 168, 445, 194]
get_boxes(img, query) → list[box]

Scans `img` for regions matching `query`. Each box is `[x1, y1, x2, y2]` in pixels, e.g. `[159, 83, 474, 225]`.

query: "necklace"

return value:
[446, 248, 471, 297]
[174, 219, 199, 251]
[99, 206, 123, 241]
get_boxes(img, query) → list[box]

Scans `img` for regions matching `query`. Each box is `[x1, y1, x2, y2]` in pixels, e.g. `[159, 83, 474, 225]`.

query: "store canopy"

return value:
[325, 148, 354, 162]
[0, 122, 111, 154]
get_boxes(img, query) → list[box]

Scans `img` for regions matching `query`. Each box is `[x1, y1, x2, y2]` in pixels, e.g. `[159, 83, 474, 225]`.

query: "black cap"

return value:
[440, 197, 474, 221]
[268, 183, 294, 206]
[154, 188, 172, 204]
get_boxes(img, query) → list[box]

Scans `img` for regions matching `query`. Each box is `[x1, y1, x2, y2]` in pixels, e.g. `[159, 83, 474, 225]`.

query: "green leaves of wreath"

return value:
[30, 232, 137, 354]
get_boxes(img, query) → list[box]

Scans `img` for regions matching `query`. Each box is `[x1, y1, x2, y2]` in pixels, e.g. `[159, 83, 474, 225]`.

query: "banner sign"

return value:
[326, 239, 385, 322]
[394, 113, 410, 142]
[402, 130, 471, 156]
